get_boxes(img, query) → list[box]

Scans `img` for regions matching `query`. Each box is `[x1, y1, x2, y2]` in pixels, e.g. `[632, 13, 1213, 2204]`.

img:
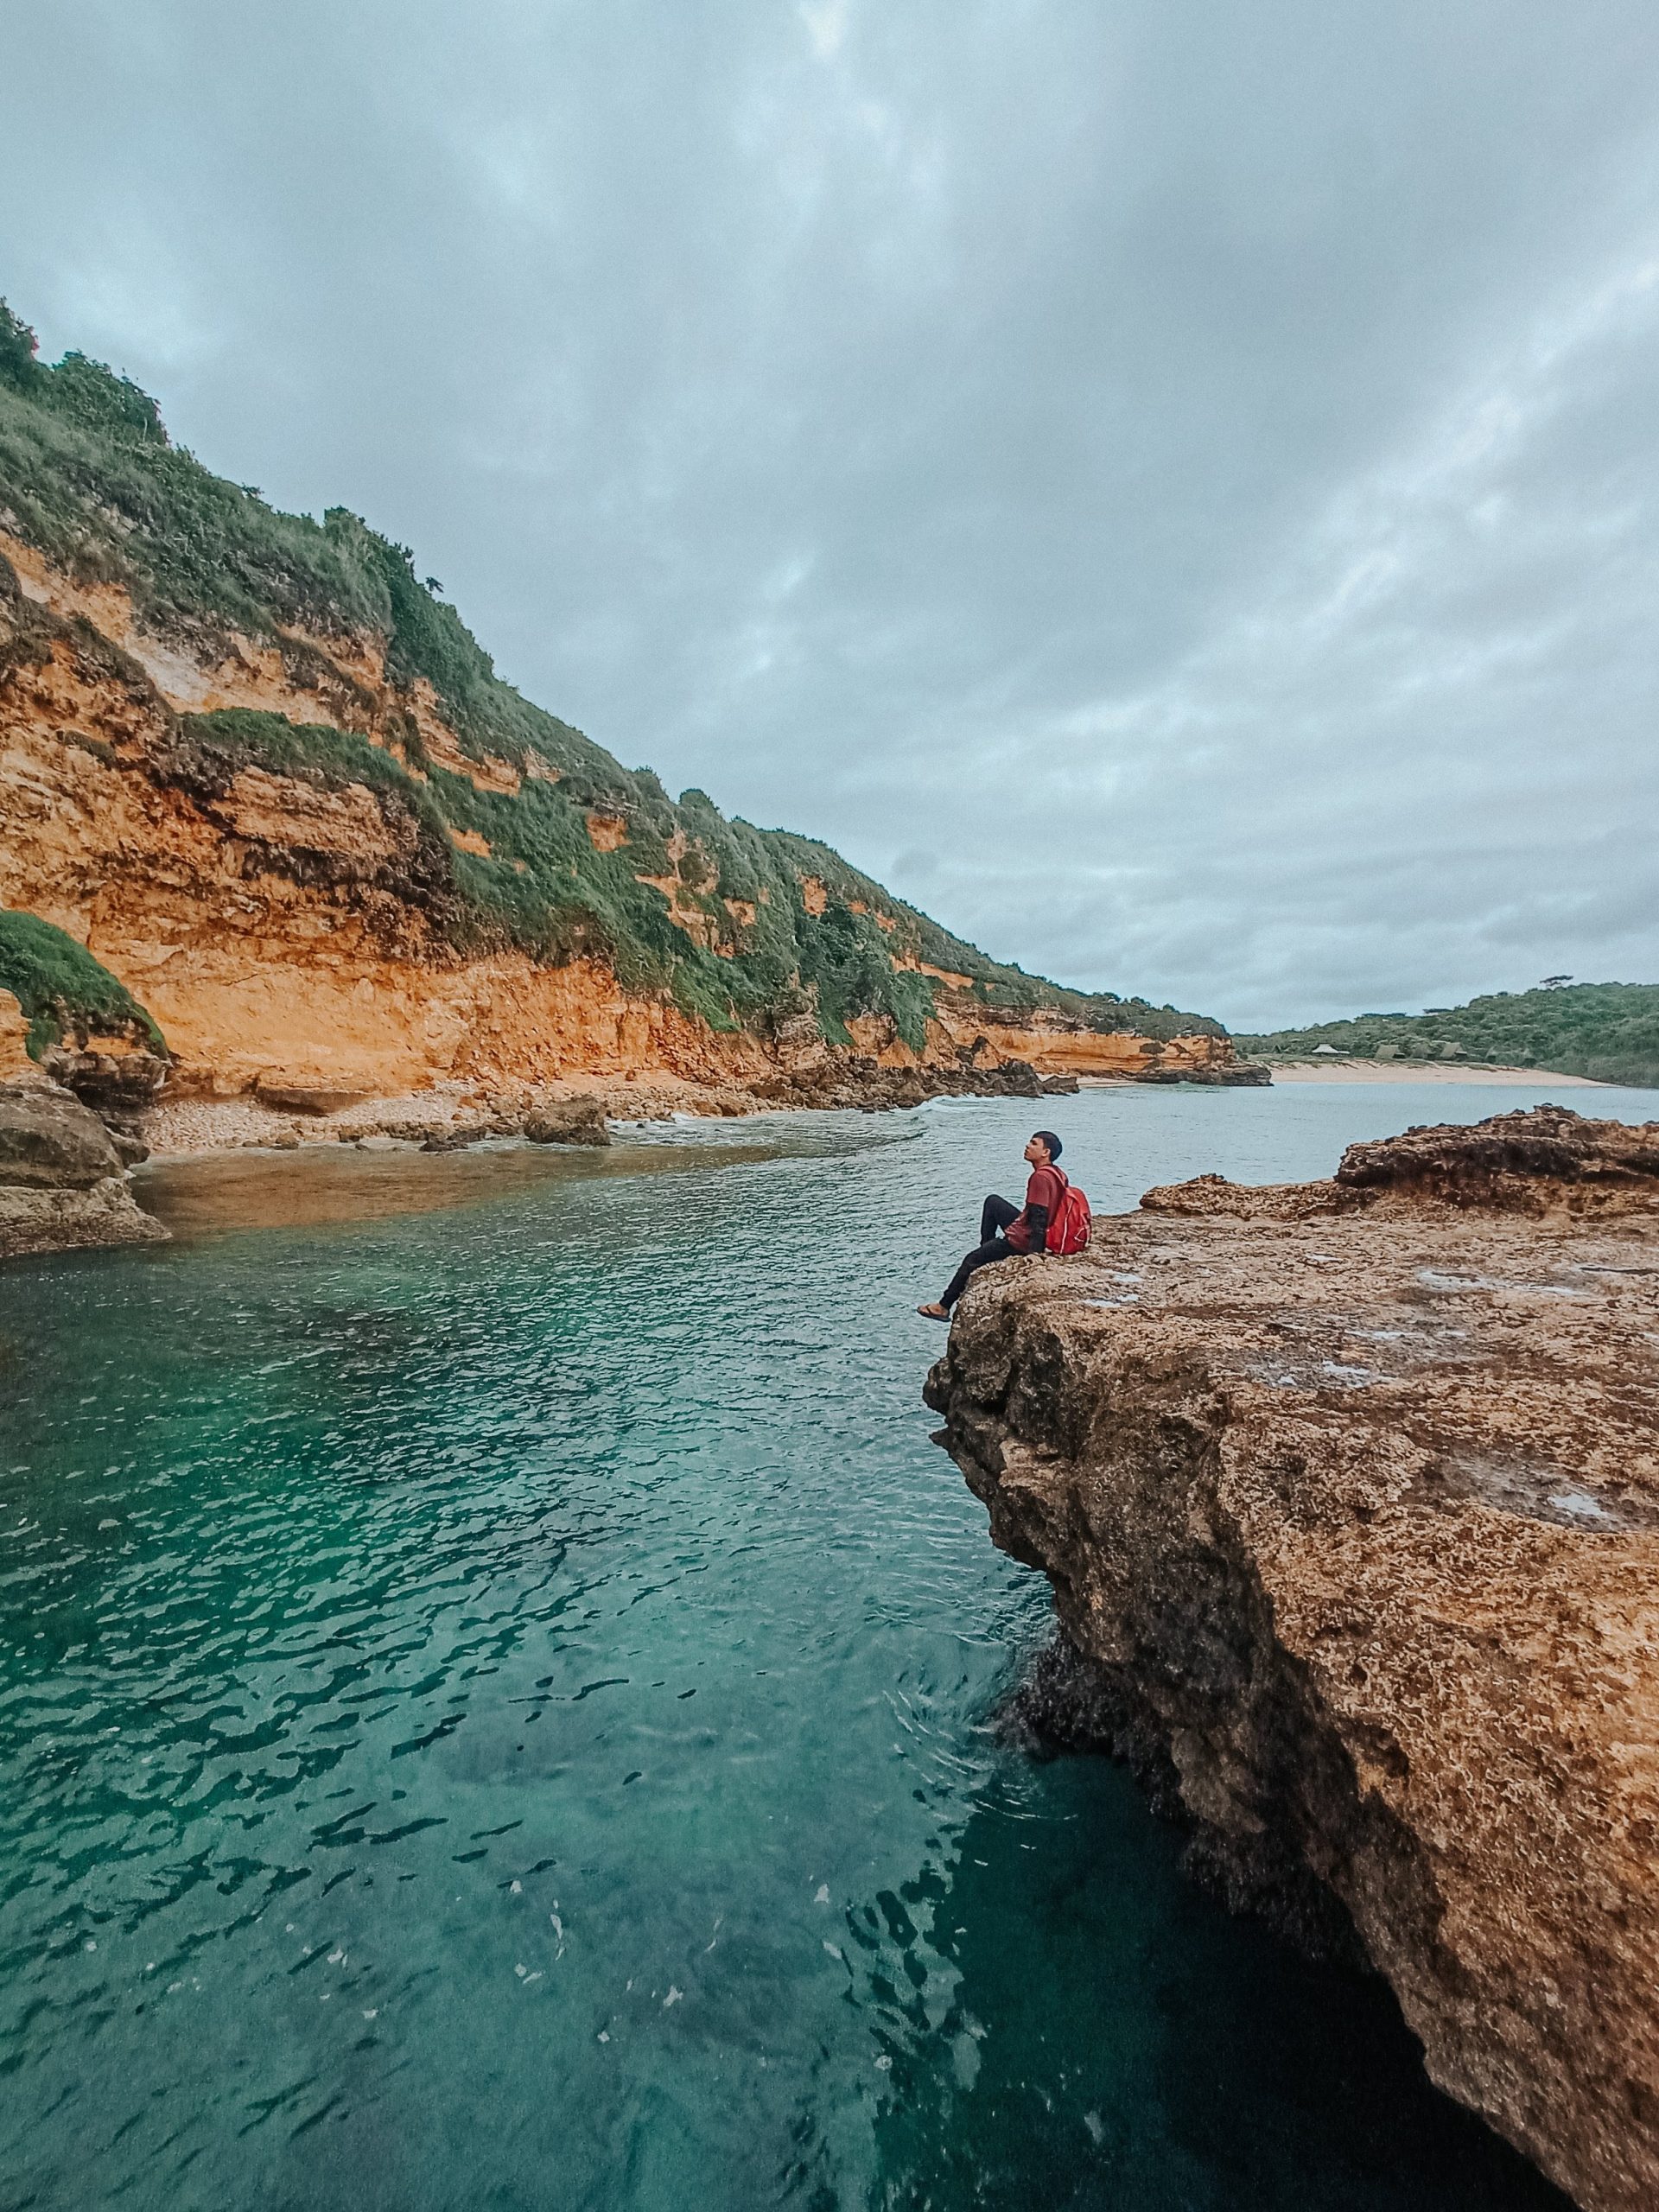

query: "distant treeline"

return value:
[1237, 982, 1659, 1090]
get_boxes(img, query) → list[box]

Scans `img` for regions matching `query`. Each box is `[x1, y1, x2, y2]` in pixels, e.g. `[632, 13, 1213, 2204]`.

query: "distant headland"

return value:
[1237, 981, 1659, 1089]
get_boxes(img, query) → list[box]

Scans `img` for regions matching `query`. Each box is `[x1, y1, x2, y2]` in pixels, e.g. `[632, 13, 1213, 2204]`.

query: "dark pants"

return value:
[941, 1194, 1020, 1309]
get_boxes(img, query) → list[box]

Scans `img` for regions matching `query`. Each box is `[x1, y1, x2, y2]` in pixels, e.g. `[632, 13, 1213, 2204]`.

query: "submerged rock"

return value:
[925, 1108, 1659, 2212]
[0, 1083, 168, 1258]
[420, 1126, 484, 1154]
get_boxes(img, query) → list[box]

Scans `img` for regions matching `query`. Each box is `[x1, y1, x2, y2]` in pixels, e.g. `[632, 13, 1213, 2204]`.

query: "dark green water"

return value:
[3, 1082, 1624, 2212]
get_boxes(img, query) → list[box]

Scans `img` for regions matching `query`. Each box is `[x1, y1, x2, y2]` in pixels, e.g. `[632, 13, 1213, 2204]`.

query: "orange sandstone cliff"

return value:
[0, 307, 1248, 1122]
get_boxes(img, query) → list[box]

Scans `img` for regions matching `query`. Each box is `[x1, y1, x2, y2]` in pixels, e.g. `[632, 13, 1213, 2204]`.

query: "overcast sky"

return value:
[3, 2, 1657, 1028]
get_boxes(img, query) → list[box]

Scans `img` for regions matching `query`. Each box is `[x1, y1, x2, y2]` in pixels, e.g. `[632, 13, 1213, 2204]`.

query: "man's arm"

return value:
[1026, 1166, 1066, 1253]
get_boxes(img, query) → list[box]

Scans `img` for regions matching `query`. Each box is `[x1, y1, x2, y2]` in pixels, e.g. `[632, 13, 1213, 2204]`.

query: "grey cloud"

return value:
[3, 0, 1656, 1027]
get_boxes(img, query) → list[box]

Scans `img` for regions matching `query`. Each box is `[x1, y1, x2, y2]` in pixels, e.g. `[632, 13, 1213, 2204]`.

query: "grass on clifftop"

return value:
[1238, 982, 1659, 1089]
[0, 909, 167, 1058]
[0, 296, 1223, 1050]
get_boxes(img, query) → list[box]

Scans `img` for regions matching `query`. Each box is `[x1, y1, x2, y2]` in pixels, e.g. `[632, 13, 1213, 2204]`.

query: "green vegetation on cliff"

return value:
[0, 298, 1221, 1050]
[0, 909, 167, 1058]
[1239, 983, 1659, 1088]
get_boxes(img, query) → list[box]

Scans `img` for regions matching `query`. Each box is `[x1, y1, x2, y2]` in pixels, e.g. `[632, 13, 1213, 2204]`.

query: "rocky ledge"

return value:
[0, 1083, 166, 1259]
[925, 1108, 1659, 2212]
[750, 1052, 1079, 1111]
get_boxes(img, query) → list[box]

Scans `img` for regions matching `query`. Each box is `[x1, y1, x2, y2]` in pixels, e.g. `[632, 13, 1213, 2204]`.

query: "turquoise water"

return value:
[3, 1081, 1630, 2212]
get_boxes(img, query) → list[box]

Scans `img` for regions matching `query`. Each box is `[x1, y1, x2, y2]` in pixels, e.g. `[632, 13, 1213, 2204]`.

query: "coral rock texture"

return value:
[524, 1096, 611, 1147]
[925, 1109, 1659, 2212]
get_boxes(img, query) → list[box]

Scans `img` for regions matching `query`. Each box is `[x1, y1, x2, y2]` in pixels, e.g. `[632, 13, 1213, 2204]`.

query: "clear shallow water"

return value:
[3, 1082, 1633, 2212]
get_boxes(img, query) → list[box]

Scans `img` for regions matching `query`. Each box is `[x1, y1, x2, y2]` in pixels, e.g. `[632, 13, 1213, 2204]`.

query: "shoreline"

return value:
[17, 1057, 1641, 1185]
[139, 1060, 1633, 1162]
[135, 1077, 778, 1162]
[1256, 1059, 1613, 1086]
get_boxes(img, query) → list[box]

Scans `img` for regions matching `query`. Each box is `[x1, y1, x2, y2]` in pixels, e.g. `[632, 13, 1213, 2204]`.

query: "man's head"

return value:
[1025, 1130, 1063, 1166]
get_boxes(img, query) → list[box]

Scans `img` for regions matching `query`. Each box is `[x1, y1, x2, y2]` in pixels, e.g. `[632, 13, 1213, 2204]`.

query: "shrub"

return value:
[0, 909, 167, 1058]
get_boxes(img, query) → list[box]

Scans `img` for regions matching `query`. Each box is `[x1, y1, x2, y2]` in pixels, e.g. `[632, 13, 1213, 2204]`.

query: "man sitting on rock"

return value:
[918, 1130, 1067, 1320]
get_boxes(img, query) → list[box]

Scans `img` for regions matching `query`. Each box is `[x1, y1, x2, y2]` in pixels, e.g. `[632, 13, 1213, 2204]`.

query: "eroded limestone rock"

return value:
[925, 1108, 1659, 2212]
[252, 1079, 373, 1116]
[524, 1097, 611, 1147]
[0, 538, 1238, 1107]
[0, 1084, 167, 1258]
[41, 1045, 170, 1122]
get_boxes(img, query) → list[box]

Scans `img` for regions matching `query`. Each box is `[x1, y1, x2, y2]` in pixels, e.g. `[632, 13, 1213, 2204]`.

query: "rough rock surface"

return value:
[39, 1044, 170, 1123]
[1142, 1104, 1659, 1221]
[925, 1109, 1659, 2212]
[0, 988, 43, 1084]
[0, 1083, 168, 1258]
[1134, 1056, 1274, 1087]
[750, 1052, 1063, 1113]
[251, 1078, 372, 1116]
[524, 1096, 611, 1147]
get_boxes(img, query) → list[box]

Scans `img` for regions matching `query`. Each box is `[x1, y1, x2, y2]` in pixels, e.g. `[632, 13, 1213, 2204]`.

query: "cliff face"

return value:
[0, 989, 34, 1082]
[0, 310, 1236, 1110]
[925, 1109, 1659, 2212]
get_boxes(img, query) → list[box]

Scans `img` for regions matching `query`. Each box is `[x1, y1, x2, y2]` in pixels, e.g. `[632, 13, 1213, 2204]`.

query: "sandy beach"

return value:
[1264, 1059, 1609, 1086]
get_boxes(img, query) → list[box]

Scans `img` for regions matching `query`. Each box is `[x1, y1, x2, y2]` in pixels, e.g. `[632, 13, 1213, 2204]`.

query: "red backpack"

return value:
[1048, 1172, 1092, 1255]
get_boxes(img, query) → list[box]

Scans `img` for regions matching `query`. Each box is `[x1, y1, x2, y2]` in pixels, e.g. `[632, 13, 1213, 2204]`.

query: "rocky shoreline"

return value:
[0, 1039, 1114, 1256]
[0, 971, 1276, 1247]
[925, 1109, 1659, 2212]
[135, 1043, 1272, 1156]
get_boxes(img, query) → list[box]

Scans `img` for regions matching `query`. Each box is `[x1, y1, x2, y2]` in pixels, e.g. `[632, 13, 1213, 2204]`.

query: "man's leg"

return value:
[979, 1193, 1020, 1243]
[919, 1198, 1021, 1319]
[940, 1236, 1014, 1312]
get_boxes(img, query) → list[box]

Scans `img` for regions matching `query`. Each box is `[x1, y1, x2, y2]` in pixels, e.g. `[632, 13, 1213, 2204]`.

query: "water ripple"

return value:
[0, 1088, 1597, 2211]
